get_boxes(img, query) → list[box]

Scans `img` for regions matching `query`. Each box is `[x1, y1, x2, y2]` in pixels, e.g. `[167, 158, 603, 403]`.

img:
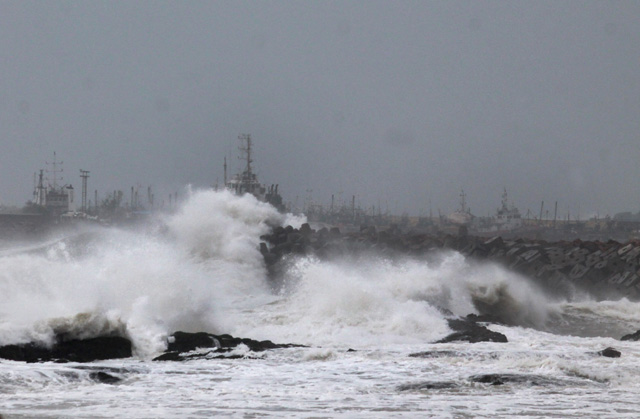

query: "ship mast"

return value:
[223, 157, 227, 186]
[238, 134, 253, 179]
[46, 151, 63, 190]
[36, 170, 45, 205]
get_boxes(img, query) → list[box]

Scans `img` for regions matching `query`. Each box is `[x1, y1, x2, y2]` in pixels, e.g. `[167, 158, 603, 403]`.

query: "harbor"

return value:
[2, 137, 640, 245]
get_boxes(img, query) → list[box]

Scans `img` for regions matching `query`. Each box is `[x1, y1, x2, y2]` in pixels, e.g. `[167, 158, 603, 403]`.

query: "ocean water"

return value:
[1, 190, 639, 418]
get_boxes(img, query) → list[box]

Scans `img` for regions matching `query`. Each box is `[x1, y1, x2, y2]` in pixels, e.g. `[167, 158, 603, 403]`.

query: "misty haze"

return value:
[1, 2, 638, 220]
[1, 2, 640, 418]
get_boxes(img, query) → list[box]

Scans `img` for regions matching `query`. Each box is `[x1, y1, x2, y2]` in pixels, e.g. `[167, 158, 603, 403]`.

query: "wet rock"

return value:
[153, 351, 185, 361]
[464, 313, 505, 325]
[597, 347, 621, 358]
[89, 371, 122, 384]
[470, 374, 557, 386]
[260, 225, 640, 301]
[167, 331, 221, 352]
[435, 319, 508, 344]
[154, 331, 305, 361]
[0, 336, 132, 363]
[620, 330, 640, 341]
[409, 350, 461, 358]
[397, 381, 457, 391]
[153, 351, 245, 361]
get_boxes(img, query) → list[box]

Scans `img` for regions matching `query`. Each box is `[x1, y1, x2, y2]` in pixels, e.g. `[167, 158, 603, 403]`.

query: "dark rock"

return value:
[89, 371, 121, 384]
[0, 343, 47, 363]
[621, 330, 640, 341]
[168, 331, 220, 352]
[153, 351, 186, 361]
[397, 381, 457, 391]
[435, 318, 508, 344]
[0, 336, 132, 363]
[464, 313, 505, 325]
[53, 336, 132, 363]
[597, 347, 621, 358]
[484, 236, 505, 248]
[152, 351, 245, 361]
[258, 223, 640, 302]
[154, 332, 305, 361]
[469, 373, 557, 386]
[409, 350, 461, 358]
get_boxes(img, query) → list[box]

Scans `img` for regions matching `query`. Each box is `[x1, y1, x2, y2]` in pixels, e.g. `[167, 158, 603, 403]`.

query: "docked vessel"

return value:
[224, 134, 284, 211]
[447, 189, 473, 225]
[474, 188, 523, 235]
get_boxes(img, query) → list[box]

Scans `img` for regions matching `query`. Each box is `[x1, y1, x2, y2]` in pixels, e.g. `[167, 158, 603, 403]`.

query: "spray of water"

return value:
[3, 188, 629, 359]
[0, 189, 293, 356]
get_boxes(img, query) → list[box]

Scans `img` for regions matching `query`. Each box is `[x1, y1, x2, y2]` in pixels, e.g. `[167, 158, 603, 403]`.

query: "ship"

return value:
[473, 188, 523, 235]
[32, 153, 76, 218]
[447, 189, 473, 225]
[224, 134, 284, 211]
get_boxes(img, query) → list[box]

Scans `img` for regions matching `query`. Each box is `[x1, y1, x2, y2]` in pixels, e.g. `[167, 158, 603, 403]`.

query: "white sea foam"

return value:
[0, 189, 291, 356]
[229, 252, 558, 348]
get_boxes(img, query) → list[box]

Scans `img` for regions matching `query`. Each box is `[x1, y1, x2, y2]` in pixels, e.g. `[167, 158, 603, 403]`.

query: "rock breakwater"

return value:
[260, 224, 640, 301]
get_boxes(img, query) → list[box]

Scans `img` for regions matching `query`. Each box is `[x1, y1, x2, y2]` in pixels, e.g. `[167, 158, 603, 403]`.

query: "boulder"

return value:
[0, 336, 132, 363]
[435, 318, 508, 344]
[154, 332, 305, 361]
[596, 347, 621, 358]
[89, 371, 122, 384]
[620, 330, 640, 341]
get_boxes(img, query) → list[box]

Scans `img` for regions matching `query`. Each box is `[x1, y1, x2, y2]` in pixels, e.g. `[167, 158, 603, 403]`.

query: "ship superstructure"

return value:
[34, 152, 75, 217]
[494, 188, 522, 230]
[447, 189, 473, 225]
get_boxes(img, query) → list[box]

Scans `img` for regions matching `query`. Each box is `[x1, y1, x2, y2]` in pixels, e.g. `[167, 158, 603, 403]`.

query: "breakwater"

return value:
[260, 224, 640, 301]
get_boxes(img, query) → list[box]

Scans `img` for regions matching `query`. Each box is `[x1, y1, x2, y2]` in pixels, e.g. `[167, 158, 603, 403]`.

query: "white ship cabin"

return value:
[225, 171, 267, 200]
[495, 189, 522, 229]
[45, 185, 75, 216]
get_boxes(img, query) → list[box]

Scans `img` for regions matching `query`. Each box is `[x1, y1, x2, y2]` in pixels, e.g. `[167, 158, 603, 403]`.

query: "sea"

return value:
[1, 189, 639, 418]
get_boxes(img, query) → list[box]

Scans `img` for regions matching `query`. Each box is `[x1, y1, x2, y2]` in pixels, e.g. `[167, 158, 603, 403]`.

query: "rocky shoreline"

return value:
[2, 224, 640, 365]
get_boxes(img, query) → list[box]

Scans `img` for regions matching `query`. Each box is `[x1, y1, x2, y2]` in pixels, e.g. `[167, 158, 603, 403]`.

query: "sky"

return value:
[0, 1, 638, 218]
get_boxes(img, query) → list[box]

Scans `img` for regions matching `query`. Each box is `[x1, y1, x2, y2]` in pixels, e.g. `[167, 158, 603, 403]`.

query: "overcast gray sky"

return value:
[1, 1, 638, 218]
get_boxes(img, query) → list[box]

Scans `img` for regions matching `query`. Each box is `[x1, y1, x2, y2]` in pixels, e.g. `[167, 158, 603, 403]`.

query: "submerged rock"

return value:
[397, 381, 458, 391]
[408, 350, 462, 358]
[470, 373, 560, 386]
[89, 371, 122, 384]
